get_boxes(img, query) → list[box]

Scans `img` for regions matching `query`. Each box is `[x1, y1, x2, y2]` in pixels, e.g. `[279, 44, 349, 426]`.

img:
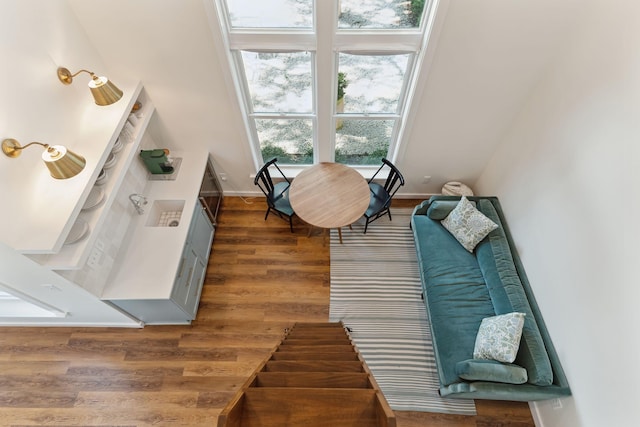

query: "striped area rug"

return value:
[329, 208, 476, 415]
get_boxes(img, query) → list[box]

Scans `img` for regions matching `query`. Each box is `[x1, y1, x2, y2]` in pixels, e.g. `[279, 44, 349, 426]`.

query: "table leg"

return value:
[338, 227, 343, 244]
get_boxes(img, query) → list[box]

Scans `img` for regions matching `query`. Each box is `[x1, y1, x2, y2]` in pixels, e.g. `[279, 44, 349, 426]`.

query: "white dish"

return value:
[111, 139, 124, 154]
[95, 169, 108, 186]
[82, 186, 105, 211]
[103, 152, 117, 169]
[65, 218, 89, 245]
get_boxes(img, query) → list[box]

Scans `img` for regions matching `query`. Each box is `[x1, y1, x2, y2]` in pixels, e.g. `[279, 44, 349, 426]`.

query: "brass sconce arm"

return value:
[57, 68, 98, 85]
[57, 66, 123, 106]
[1, 139, 48, 158]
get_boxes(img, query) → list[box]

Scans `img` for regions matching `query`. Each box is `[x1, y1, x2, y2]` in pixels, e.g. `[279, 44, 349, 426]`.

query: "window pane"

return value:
[335, 119, 395, 165]
[256, 119, 313, 165]
[339, 0, 426, 29]
[242, 51, 313, 113]
[338, 53, 409, 114]
[225, 0, 313, 28]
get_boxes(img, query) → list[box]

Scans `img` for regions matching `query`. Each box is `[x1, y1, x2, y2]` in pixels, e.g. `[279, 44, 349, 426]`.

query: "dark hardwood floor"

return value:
[0, 197, 534, 426]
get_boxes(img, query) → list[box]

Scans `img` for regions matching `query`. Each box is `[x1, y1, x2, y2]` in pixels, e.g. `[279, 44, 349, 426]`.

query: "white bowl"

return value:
[103, 152, 117, 169]
[95, 169, 108, 185]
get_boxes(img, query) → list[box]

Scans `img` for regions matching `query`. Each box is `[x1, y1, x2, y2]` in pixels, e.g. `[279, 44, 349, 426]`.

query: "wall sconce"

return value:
[57, 67, 123, 106]
[2, 138, 86, 179]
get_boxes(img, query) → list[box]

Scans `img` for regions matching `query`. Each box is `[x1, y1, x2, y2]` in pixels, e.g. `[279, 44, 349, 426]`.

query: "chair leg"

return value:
[264, 208, 271, 221]
[364, 217, 370, 234]
[387, 209, 392, 221]
[289, 216, 294, 233]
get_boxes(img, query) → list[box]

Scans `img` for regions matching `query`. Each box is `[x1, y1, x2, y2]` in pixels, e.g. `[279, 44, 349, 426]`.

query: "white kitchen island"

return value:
[102, 150, 214, 324]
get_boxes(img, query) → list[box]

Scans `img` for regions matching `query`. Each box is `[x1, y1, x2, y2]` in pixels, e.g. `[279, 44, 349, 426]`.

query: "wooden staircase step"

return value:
[288, 324, 347, 335]
[239, 388, 390, 427]
[285, 329, 349, 336]
[284, 335, 348, 343]
[276, 344, 354, 353]
[290, 322, 344, 329]
[264, 360, 363, 372]
[254, 372, 372, 388]
[217, 322, 396, 427]
[282, 338, 352, 346]
[270, 351, 359, 361]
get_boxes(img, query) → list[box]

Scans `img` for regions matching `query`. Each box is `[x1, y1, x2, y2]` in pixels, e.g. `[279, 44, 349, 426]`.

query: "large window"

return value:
[215, 0, 432, 167]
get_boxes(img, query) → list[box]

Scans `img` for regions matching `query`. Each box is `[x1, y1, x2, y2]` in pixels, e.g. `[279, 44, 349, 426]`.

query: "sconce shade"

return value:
[57, 66, 123, 106]
[43, 145, 86, 179]
[1, 138, 86, 179]
[89, 76, 123, 106]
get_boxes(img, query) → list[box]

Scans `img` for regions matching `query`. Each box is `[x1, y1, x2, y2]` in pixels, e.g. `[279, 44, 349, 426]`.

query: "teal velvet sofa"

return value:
[411, 196, 571, 401]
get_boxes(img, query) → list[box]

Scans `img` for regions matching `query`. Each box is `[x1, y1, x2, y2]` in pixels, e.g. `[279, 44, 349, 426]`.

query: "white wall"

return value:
[372, 0, 581, 195]
[68, 0, 255, 196]
[475, 1, 640, 426]
[69, 0, 582, 196]
[0, 0, 139, 326]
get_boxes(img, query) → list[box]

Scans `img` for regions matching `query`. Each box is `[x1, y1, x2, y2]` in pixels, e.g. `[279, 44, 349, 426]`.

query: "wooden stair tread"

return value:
[290, 322, 344, 328]
[255, 372, 372, 388]
[282, 338, 352, 346]
[240, 388, 384, 427]
[217, 322, 396, 427]
[286, 332, 349, 339]
[265, 360, 363, 372]
[270, 351, 359, 361]
[276, 344, 354, 353]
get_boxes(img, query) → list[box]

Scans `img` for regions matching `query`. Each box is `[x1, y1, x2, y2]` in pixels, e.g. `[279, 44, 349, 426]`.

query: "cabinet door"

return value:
[172, 247, 197, 310]
[183, 255, 207, 319]
[190, 205, 214, 261]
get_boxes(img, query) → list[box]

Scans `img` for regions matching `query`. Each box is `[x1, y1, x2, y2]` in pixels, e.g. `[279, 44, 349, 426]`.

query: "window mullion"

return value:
[314, 0, 336, 162]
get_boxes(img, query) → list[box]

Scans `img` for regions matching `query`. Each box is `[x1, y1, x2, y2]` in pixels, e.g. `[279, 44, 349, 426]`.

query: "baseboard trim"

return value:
[530, 401, 544, 427]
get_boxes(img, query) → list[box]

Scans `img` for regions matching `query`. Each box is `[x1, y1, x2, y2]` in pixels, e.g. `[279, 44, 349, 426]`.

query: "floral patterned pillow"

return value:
[473, 312, 526, 363]
[441, 196, 498, 252]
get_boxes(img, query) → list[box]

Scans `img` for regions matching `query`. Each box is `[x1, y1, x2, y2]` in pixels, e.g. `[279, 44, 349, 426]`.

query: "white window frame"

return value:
[212, 0, 440, 176]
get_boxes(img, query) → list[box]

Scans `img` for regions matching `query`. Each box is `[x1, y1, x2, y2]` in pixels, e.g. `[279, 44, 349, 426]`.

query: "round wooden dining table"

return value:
[289, 162, 370, 243]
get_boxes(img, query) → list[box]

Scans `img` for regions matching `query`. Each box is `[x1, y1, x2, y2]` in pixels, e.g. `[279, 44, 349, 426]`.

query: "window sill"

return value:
[278, 164, 387, 181]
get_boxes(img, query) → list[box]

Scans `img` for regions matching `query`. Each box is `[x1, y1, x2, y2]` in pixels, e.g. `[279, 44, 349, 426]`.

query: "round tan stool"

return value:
[442, 181, 474, 196]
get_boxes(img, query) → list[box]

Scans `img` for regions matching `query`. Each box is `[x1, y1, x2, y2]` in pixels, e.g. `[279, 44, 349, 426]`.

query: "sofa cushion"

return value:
[427, 200, 463, 220]
[441, 196, 498, 252]
[475, 199, 554, 386]
[473, 312, 525, 363]
[456, 359, 528, 384]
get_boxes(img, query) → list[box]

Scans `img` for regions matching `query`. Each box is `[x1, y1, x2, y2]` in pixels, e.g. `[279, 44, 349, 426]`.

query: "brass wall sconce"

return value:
[57, 67, 123, 106]
[2, 138, 86, 179]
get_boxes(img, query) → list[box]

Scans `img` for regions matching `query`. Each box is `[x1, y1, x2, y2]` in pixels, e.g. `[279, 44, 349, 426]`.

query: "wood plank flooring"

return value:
[0, 196, 535, 427]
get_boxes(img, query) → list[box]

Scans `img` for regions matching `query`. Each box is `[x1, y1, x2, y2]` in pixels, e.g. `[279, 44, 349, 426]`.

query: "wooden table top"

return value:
[289, 162, 370, 229]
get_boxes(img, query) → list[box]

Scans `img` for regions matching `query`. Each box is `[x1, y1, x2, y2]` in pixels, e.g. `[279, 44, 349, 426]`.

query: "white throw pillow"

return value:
[473, 312, 526, 363]
[441, 196, 498, 252]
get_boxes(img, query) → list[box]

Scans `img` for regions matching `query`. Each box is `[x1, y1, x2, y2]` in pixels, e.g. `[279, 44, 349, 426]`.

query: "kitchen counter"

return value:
[101, 149, 209, 301]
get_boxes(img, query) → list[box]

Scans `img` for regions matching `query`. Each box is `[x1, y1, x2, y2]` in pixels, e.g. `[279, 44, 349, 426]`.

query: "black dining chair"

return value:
[254, 158, 295, 232]
[363, 158, 405, 233]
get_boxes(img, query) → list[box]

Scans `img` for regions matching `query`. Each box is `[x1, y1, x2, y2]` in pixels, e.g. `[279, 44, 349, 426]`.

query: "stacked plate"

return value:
[103, 152, 117, 169]
[82, 186, 105, 211]
[95, 168, 108, 185]
[111, 138, 124, 154]
[64, 217, 89, 245]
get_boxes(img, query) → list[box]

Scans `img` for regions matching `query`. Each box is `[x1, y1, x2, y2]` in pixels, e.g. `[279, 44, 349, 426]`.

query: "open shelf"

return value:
[28, 86, 155, 270]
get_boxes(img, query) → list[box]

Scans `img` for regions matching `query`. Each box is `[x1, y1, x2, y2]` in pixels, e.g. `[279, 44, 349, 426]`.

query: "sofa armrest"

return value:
[412, 199, 431, 216]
